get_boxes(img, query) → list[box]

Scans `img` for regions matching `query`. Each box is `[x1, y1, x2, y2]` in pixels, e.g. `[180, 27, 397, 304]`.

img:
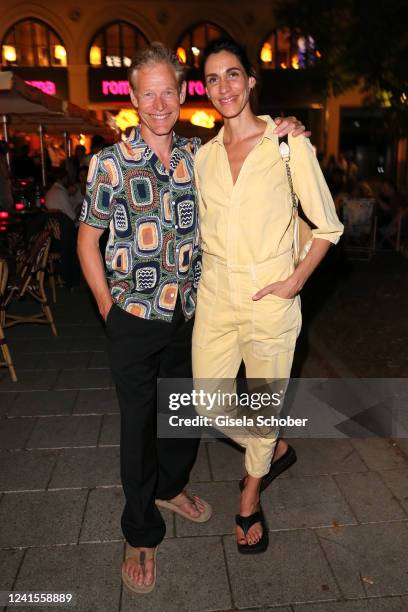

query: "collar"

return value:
[212, 115, 278, 146]
[124, 126, 191, 153]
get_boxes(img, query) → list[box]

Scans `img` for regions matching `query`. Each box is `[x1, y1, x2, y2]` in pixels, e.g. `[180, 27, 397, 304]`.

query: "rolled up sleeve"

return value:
[289, 134, 343, 245]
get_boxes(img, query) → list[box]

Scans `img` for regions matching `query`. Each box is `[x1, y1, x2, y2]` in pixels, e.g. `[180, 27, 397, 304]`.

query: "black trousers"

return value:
[106, 298, 199, 547]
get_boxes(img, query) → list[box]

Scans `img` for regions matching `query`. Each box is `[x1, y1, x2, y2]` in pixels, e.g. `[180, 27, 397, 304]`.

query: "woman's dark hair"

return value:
[201, 37, 256, 79]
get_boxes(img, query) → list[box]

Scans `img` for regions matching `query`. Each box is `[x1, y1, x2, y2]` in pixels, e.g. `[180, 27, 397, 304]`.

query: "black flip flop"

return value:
[239, 444, 297, 493]
[235, 508, 269, 554]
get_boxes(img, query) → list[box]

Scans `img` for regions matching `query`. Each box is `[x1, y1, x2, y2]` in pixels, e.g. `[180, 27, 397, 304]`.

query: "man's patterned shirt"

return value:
[80, 127, 201, 321]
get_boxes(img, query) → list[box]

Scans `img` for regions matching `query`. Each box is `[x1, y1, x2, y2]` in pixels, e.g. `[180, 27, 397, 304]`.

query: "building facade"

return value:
[1, 0, 405, 182]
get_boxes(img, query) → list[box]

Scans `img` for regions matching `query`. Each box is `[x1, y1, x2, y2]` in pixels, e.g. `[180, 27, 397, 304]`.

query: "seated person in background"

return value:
[11, 144, 37, 180]
[67, 166, 89, 218]
[45, 167, 80, 289]
[45, 168, 77, 222]
[66, 144, 87, 183]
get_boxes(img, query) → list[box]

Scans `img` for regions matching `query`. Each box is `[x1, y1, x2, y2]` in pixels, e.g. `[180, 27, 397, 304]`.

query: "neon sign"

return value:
[188, 80, 205, 97]
[99, 79, 206, 98]
[102, 80, 130, 96]
[25, 80, 56, 96]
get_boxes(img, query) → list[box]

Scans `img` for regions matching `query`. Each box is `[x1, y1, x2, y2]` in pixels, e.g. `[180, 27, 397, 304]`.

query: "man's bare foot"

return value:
[167, 490, 207, 519]
[122, 547, 155, 588]
[236, 476, 263, 546]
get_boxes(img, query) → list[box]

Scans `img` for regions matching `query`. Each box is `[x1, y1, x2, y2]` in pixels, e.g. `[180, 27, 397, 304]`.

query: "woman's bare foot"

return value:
[167, 490, 207, 519]
[241, 439, 288, 489]
[122, 547, 155, 588]
[236, 476, 263, 546]
[273, 438, 288, 462]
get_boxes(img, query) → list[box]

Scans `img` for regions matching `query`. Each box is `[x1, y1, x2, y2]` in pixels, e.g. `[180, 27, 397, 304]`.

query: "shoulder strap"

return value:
[279, 135, 300, 263]
[278, 136, 298, 212]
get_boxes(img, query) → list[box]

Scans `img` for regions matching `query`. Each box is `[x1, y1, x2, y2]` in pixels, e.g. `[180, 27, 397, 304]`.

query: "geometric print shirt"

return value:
[80, 127, 202, 322]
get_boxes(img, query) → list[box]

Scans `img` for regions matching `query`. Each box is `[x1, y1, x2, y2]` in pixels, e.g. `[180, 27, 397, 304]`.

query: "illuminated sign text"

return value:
[25, 80, 57, 96]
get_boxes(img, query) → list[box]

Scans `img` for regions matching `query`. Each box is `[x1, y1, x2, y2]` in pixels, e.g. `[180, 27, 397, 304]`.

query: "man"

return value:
[46, 168, 80, 290]
[77, 43, 305, 593]
[45, 168, 77, 222]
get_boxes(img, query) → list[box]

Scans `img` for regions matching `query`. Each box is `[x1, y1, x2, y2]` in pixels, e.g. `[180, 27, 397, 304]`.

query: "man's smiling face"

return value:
[129, 61, 186, 138]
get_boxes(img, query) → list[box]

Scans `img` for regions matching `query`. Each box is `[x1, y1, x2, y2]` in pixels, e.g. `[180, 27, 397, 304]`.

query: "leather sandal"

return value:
[239, 444, 297, 493]
[121, 545, 158, 594]
[236, 507, 269, 554]
[156, 492, 212, 523]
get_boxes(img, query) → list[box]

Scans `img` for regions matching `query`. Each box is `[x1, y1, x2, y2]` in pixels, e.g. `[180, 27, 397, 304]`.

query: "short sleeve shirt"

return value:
[80, 127, 202, 321]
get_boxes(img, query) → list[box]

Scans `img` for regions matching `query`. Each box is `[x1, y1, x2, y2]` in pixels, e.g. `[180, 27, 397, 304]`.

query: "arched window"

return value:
[176, 22, 229, 69]
[88, 21, 149, 68]
[1, 19, 67, 67]
[259, 28, 319, 70]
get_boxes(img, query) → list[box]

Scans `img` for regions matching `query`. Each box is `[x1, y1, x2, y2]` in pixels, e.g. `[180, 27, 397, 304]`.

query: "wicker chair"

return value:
[3, 230, 57, 337]
[0, 259, 17, 382]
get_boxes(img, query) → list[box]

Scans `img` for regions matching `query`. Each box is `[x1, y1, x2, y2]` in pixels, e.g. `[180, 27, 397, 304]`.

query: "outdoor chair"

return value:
[342, 198, 377, 260]
[2, 230, 58, 336]
[0, 258, 17, 382]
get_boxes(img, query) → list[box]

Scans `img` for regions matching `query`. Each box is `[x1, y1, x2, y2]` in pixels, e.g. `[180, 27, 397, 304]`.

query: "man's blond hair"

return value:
[128, 43, 185, 90]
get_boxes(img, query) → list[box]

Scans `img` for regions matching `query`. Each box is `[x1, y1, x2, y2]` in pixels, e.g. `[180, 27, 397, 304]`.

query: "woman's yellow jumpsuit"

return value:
[192, 116, 343, 477]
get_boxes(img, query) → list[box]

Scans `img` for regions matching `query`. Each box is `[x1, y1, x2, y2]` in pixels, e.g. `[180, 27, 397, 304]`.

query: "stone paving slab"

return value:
[9, 337, 73, 354]
[99, 414, 120, 446]
[292, 597, 408, 611]
[0, 371, 58, 391]
[189, 442, 211, 482]
[175, 481, 238, 537]
[0, 548, 24, 590]
[0, 418, 35, 450]
[27, 415, 102, 449]
[262, 474, 357, 530]
[0, 393, 17, 416]
[316, 522, 408, 598]
[350, 439, 407, 470]
[223, 529, 339, 609]
[88, 351, 110, 369]
[55, 369, 112, 390]
[10, 391, 77, 417]
[79, 487, 174, 543]
[289, 439, 368, 476]
[395, 438, 408, 458]
[74, 389, 119, 415]
[120, 536, 231, 612]
[13, 542, 123, 612]
[0, 450, 57, 492]
[56, 324, 105, 338]
[207, 439, 246, 481]
[79, 487, 124, 543]
[12, 353, 44, 370]
[334, 471, 407, 523]
[49, 447, 120, 489]
[0, 490, 87, 547]
[70, 337, 108, 352]
[41, 352, 92, 370]
[377, 468, 408, 513]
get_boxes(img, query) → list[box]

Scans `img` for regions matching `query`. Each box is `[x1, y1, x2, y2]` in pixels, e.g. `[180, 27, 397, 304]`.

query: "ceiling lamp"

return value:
[176, 47, 187, 64]
[191, 111, 215, 129]
[192, 46, 200, 57]
[260, 42, 272, 63]
[90, 45, 102, 66]
[3, 45, 17, 62]
[115, 108, 139, 132]
[54, 45, 67, 64]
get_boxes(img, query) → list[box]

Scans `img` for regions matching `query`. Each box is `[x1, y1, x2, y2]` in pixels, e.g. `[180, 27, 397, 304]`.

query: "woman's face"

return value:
[204, 50, 255, 119]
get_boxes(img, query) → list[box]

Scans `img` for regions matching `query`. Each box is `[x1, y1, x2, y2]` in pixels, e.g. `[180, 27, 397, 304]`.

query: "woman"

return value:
[192, 39, 343, 553]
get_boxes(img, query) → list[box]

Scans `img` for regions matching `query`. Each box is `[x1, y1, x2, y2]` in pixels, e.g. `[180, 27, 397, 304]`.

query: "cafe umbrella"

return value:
[0, 71, 115, 187]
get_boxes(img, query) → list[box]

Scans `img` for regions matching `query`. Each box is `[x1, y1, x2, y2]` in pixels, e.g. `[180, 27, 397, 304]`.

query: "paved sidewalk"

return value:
[0, 283, 407, 612]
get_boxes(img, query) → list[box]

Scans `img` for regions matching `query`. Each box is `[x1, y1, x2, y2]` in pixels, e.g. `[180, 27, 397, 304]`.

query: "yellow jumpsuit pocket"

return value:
[251, 293, 302, 359]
